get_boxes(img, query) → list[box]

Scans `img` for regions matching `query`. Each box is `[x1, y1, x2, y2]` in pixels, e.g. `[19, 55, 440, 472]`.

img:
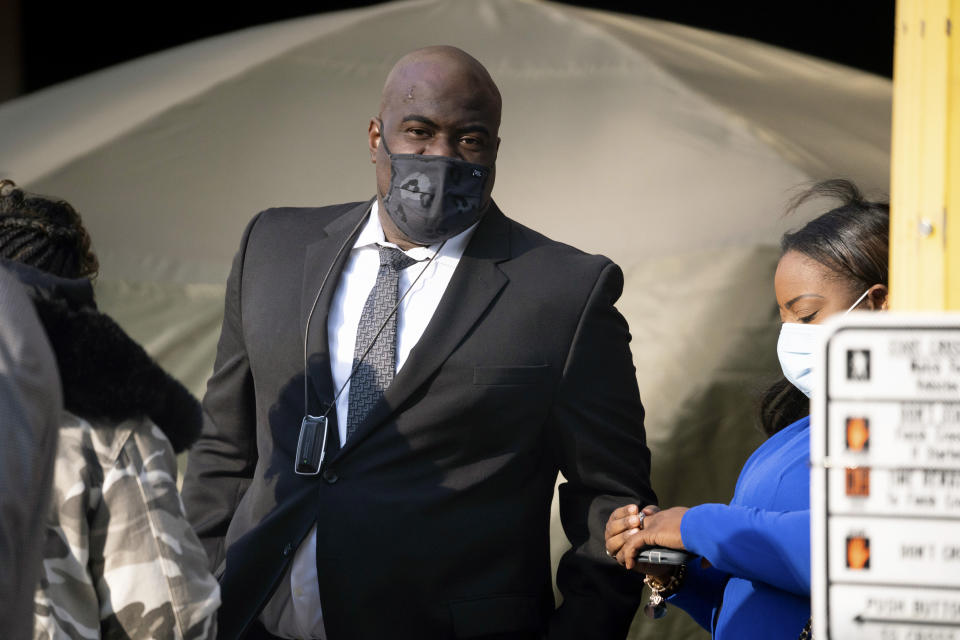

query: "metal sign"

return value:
[812, 313, 960, 639]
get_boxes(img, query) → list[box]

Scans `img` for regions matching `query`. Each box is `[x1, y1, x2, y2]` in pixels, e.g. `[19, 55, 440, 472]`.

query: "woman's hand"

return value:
[614, 507, 689, 571]
[604, 503, 661, 560]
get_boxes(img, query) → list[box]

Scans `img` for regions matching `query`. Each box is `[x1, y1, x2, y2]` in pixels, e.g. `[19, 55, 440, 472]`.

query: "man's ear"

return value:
[368, 117, 381, 163]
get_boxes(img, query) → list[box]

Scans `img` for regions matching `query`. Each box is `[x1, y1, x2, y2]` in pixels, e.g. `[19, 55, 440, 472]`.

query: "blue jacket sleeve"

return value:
[666, 557, 729, 632]
[680, 504, 810, 596]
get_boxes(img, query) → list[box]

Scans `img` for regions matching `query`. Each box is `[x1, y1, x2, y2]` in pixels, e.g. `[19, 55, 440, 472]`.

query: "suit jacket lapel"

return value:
[334, 205, 512, 460]
[301, 199, 372, 414]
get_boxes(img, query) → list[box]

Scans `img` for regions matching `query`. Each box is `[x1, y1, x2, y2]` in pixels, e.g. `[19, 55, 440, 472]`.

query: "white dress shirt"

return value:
[264, 200, 478, 639]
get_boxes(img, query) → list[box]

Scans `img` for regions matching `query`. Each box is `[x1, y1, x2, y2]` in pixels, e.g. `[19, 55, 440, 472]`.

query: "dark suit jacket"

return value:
[182, 199, 655, 640]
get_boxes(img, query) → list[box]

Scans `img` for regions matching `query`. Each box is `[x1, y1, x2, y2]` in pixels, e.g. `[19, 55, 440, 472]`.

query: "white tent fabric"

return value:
[0, 2, 891, 637]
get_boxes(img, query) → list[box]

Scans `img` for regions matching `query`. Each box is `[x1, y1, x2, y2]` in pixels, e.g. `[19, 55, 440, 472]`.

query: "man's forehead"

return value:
[380, 49, 501, 123]
[385, 62, 480, 100]
[382, 88, 496, 116]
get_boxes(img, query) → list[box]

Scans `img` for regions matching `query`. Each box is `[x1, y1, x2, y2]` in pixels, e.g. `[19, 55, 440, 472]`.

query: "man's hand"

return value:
[604, 504, 659, 557]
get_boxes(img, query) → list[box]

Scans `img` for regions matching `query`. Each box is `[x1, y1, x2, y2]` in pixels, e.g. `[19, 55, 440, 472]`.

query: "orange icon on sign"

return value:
[845, 467, 870, 497]
[846, 536, 870, 570]
[846, 417, 870, 451]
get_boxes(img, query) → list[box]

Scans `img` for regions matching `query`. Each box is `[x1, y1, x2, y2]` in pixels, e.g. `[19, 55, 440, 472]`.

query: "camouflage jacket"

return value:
[33, 411, 220, 639]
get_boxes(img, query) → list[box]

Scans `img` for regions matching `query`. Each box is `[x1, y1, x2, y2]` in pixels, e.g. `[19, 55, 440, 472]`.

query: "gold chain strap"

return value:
[642, 563, 687, 619]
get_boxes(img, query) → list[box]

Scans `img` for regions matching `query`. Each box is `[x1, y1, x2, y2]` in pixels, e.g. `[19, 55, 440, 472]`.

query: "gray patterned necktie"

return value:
[345, 245, 419, 438]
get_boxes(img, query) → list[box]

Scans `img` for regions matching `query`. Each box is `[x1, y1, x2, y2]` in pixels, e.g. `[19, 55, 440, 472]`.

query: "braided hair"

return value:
[0, 180, 98, 279]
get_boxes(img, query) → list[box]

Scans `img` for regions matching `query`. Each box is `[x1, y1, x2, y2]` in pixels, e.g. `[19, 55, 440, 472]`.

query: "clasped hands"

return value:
[604, 504, 689, 578]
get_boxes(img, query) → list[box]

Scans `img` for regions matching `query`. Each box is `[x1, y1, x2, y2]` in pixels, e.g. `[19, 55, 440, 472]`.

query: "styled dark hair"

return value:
[760, 179, 889, 436]
[0, 180, 99, 279]
[780, 179, 889, 295]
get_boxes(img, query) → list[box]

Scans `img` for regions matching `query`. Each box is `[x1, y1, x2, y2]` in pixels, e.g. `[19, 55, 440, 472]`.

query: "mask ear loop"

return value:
[297, 212, 368, 476]
[377, 118, 392, 157]
[843, 288, 874, 316]
[375, 118, 399, 208]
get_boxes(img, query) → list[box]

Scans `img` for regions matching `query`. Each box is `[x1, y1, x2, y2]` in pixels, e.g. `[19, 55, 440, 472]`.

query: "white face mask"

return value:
[777, 288, 872, 397]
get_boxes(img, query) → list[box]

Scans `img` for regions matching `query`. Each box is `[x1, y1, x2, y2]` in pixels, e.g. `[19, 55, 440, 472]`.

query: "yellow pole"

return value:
[950, 1, 960, 308]
[891, 0, 960, 310]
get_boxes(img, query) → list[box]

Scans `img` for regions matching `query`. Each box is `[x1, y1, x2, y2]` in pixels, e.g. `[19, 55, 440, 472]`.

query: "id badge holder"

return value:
[295, 414, 328, 476]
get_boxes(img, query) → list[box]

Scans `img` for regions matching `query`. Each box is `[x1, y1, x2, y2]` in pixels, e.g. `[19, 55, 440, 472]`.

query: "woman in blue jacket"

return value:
[605, 179, 889, 639]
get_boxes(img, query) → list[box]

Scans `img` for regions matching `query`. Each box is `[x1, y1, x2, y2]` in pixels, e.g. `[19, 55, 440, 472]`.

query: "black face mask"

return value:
[378, 122, 491, 245]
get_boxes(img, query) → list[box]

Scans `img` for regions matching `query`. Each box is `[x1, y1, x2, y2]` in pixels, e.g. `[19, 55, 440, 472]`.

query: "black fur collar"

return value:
[10, 263, 201, 453]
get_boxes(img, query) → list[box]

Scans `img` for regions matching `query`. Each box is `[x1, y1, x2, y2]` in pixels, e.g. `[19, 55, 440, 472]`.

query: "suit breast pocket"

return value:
[473, 364, 551, 386]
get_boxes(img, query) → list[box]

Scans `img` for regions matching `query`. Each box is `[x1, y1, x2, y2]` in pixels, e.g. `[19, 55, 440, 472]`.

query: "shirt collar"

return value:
[354, 200, 479, 263]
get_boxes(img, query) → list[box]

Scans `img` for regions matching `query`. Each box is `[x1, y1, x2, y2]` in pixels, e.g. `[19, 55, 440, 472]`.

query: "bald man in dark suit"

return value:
[183, 46, 654, 640]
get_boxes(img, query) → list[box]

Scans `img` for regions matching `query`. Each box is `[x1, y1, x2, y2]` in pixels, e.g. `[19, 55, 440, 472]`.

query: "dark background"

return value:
[0, 0, 896, 104]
